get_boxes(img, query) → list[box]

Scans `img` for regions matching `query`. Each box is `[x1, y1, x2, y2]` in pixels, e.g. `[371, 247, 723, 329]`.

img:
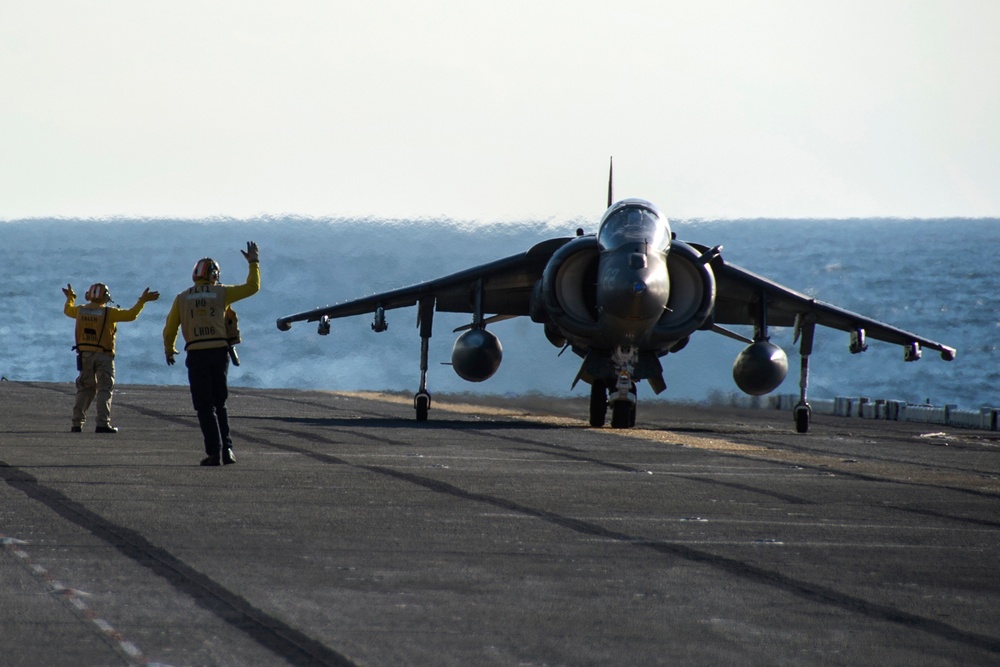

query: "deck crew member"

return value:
[163, 242, 260, 466]
[64, 282, 160, 433]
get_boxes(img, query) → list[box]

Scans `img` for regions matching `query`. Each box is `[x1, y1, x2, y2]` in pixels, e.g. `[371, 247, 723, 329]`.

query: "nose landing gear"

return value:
[589, 346, 639, 429]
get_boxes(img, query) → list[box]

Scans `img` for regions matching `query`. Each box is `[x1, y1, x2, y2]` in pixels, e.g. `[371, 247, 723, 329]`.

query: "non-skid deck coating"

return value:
[1, 381, 998, 666]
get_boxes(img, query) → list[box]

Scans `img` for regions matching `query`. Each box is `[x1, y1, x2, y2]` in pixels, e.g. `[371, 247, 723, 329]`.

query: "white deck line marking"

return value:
[1, 532, 164, 667]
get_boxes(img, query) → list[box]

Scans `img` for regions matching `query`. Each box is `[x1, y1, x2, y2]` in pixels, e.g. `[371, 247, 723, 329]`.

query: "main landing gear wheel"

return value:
[629, 386, 637, 427]
[589, 381, 607, 427]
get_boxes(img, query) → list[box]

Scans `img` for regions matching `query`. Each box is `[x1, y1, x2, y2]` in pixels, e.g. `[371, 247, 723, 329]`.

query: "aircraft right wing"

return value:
[277, 237, 573, 330]
[705, 252, 957, 360]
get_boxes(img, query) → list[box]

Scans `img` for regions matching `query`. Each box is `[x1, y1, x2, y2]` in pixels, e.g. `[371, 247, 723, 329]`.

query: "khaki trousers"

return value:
[72, 352, 115, 427]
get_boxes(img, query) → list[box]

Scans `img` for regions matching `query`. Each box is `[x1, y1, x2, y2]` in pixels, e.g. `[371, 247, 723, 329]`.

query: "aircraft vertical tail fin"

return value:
[607, 157, 614, 208]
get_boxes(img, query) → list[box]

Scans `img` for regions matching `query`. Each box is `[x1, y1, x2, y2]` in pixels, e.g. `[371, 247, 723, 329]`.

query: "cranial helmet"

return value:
[86, 283, 111, 303]
[192, 258, 220, 283]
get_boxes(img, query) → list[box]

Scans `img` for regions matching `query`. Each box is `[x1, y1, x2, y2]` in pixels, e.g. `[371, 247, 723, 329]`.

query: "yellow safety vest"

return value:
[74, 305, 113, 354]
[179, 284, 229, 350]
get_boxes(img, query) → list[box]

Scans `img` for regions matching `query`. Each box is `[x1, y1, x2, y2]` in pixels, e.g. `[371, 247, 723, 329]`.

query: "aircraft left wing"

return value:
[705, 252, 957, 360]
[277, 237, 573, 330]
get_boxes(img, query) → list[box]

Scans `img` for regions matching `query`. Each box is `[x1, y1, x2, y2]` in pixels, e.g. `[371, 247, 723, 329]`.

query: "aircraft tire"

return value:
[589, 381, 607, 427]
[415, 395, 430, 422]
[629, 385, 637, 427]
[794, 404, 810, 433]
[611, 400, 631, 429]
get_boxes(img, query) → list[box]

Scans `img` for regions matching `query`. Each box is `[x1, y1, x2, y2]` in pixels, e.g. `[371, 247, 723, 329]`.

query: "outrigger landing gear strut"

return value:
[793, 315, 816, 433]
[414, 296, 434, 421]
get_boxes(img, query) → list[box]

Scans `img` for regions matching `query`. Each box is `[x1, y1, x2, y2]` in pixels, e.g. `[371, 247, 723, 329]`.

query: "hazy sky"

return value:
[2, 1, 998, 222]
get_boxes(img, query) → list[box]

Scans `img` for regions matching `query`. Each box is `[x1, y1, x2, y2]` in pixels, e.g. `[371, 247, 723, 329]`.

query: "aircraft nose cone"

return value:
[596, 248, 670, 323]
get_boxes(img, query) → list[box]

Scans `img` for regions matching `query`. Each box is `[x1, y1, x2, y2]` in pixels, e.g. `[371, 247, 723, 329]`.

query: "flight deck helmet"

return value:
[192, 258, 221, 284]
[85, 283, 111, 303]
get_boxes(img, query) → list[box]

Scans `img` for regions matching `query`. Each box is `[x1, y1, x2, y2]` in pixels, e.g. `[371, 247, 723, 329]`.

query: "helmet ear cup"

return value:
[86, 283, 110, 302]
[192, 258, 220, 282]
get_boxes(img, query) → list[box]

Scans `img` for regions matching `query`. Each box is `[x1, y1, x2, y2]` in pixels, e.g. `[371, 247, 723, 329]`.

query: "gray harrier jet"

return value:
[277, 164, 955, 432]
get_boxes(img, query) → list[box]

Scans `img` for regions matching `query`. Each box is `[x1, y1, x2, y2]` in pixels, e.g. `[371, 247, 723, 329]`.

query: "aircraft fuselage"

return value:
[577, 198, 674, 350]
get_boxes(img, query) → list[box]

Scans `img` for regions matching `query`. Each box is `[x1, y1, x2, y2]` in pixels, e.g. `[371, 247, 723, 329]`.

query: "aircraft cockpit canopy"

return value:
[597, 200, 670, 252]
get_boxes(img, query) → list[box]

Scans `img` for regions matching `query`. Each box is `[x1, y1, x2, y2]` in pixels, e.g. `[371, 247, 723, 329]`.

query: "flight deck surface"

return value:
[1, 382, 998, 666]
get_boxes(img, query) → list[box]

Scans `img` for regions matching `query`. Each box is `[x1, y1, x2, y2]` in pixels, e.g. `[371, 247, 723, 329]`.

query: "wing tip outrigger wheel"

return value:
[414, 391, 431, 421]
[794, 402, 811, 433]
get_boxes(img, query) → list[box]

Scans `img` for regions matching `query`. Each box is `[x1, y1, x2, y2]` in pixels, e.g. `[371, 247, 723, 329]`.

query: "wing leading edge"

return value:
[706, 253, 956, 360]
[276, 237, 573, 330]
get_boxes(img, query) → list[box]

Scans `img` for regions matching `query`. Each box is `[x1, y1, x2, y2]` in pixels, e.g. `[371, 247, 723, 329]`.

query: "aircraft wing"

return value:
[707, 254, 957, 360]
[277, 237, 573, 329]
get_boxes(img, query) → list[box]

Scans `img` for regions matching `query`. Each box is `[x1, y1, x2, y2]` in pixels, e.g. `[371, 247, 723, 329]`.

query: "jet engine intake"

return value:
[539, 236, 602, 340]
[732, 341, 789, 396]
[652, 241, 716, 346]
[451, 328, 503, 382]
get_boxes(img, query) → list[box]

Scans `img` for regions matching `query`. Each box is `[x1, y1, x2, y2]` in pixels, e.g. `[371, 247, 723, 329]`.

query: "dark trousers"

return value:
[186, 347, 231, 457]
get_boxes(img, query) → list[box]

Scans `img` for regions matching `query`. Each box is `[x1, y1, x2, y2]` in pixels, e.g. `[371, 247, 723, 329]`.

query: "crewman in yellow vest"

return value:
[163, 242, 260, 466]
[64, 282, 160, 433]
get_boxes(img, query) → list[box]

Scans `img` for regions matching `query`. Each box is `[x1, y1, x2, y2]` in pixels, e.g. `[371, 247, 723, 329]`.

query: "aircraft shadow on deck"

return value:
[241, 415, 565, 431]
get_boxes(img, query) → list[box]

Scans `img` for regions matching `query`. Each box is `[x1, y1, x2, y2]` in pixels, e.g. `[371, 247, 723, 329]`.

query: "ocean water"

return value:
[2, 216, 996, 408]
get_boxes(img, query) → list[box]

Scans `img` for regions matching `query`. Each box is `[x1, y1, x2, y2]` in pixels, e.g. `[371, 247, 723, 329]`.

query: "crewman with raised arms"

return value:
[163, 242, 260, 466]
[64, 282, 160, 433]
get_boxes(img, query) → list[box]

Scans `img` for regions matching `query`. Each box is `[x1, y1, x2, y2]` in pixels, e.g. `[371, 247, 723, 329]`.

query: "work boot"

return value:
[200, 456, 221, 467]
[70, 426, 82, 433]
[222, 448, 236, 465]
[95, 425, 118, 434]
